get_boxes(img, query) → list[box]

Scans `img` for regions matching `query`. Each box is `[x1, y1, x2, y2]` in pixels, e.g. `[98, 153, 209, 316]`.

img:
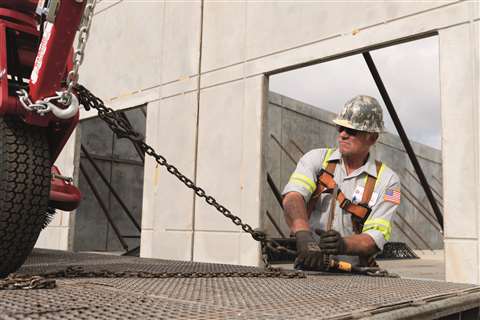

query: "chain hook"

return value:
[44, 92, 81, 119]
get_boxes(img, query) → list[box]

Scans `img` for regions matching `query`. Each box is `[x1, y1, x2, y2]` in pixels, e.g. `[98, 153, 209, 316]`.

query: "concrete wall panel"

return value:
[192, 232, 239, 265]
[445, 240, 478, 284]
[140, 229, 153, 258]
[245, 1, 457, 60]
[240, 76, 266, 230]
[152, 230, 192, 261]
[440, 24, 478, 239]
[141, 94, 198, 234]
[154, 94, 197, 230]
[82, 2, 164, 100]
[36, 227, 70, 251]
[194, 77, 264, 265]
[193, 232, 259, 266]
[201, 1, 246, 72]
[440, 20, 480, 283]
[161, 2, 201, 83]
[195, 81, 245, 232]
[141, 102, 160, 231]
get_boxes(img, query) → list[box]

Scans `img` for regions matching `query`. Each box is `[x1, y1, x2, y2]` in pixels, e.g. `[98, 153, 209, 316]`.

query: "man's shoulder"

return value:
[376, 161, 400, 184]
[302, 148, 335, 162]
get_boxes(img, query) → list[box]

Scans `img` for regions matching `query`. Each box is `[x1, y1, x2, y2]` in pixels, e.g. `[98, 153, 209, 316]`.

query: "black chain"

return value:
[0, 264, 306, 290]
[75, 85, 296, 265]
[0, 85, 305, 291]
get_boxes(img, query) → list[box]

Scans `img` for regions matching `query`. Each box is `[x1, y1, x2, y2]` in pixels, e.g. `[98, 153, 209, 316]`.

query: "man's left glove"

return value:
[294, 230, 325, 271]
[316, 229, 346, 255]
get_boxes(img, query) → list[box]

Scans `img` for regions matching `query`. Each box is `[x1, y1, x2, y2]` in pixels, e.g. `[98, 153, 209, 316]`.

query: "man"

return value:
[282, 95, 401, 270]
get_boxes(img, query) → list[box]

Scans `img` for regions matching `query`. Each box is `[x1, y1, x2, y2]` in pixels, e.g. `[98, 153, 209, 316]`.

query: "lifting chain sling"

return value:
[1, 85, 304, 290]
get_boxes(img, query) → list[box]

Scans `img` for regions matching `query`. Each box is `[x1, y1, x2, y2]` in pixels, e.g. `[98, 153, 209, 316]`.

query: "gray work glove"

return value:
[315, 229, 346, 255]
[294, 230, 325, 271]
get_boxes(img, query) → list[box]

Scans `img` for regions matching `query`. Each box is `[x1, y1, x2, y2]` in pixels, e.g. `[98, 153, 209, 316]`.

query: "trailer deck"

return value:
[1, 249, 479, 319]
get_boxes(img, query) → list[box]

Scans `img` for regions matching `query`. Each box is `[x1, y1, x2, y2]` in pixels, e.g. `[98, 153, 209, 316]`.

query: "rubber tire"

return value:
[0, 117, 51, 277]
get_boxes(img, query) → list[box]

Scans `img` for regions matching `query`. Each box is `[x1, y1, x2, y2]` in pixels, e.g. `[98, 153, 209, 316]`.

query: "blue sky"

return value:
[269, 36, 441, 150]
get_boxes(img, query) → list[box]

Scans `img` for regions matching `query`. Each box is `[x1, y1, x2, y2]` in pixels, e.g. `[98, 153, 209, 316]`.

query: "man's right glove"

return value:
[294, 230, 325, 271]
[316, 229, 346, 255]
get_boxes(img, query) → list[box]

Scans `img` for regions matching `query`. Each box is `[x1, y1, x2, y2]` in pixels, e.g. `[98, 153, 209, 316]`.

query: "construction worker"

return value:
[282, 95, 401, 271]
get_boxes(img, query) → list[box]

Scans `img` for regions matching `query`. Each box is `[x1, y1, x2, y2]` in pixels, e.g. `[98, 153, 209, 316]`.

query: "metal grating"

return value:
[1, 249, 479, 319]
[376, 242, 419, 260]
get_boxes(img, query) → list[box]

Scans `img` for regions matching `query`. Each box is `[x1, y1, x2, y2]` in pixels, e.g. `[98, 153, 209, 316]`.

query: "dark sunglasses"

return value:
[336, 126, 360, 136]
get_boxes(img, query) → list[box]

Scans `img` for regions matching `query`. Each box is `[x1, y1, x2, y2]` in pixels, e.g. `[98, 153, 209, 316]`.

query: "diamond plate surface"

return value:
[1, 249, 478, 319]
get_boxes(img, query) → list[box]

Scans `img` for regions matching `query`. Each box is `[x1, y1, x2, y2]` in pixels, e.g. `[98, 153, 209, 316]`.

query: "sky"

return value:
[269, 36, 441, 150]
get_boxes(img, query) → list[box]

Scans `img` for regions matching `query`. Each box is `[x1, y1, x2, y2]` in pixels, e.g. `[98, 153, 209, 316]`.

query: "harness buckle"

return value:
[356, 203, 372, 220]
[339, 198, 351, 209]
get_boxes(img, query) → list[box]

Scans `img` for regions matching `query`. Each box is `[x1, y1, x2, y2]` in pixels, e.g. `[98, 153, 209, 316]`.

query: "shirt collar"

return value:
[328, 148, 378, 177]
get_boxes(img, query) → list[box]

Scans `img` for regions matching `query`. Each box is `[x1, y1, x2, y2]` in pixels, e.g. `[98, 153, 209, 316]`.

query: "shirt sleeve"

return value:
[362, 170, 401, 251]
[281, 149, 324, 203]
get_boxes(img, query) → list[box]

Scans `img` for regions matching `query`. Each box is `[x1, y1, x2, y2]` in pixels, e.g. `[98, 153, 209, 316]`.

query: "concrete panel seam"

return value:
[94, 0, 123, 17]
[194, 230, 243, 234]
[444, 237, 479, 242]
[382, 0, 465, 25]
[437, 18, 480, 32]
[191, 0, 205, 262]
[470, 4, 480, 272]
[161, 90, 197, 101]
[200, 77, 246, 91]
[201, 61, 244, 77]
[246, 34, 341, 64]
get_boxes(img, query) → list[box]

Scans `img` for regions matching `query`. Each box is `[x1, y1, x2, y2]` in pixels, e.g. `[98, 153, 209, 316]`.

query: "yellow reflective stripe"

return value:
[289, 173, 316, 193]
[363, 163, 385, 187]
[375, 164, 385, 187]
[362, 218, 392, 241]
[322, 148, 333, 169]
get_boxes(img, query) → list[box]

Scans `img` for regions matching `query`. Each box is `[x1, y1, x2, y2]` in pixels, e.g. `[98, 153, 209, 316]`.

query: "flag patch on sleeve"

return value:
[384, 188, 401, 204]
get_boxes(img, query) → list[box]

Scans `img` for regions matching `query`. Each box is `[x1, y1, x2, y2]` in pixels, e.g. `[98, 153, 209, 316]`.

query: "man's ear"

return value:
[368, 133, 379, 144]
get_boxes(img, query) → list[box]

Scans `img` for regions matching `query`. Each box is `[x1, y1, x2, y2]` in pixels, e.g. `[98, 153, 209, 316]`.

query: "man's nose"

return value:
[338, 130, 350, 139]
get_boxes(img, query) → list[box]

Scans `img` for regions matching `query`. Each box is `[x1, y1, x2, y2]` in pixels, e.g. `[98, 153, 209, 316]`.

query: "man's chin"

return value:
[338, 146, 350, 155]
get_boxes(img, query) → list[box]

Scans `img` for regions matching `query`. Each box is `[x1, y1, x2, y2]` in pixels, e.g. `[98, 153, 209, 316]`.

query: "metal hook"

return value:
[43, 92, 81, 119]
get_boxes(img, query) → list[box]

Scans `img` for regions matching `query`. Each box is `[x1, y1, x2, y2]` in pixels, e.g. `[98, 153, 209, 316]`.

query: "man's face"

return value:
[336, 126, 376, 157]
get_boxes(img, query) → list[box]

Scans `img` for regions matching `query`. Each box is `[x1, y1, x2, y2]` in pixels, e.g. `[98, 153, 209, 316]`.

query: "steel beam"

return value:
[363, 51, 444, 230]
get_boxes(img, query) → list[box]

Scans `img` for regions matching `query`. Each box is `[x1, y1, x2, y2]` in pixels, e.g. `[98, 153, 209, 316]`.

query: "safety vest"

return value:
[306, 149, 384, 234]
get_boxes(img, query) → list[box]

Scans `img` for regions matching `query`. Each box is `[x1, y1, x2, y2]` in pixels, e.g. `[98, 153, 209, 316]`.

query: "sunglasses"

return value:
[336, 126, 360, 136]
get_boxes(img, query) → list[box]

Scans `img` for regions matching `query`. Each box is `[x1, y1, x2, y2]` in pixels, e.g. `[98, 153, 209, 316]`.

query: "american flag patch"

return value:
[384, 188, 401, 204]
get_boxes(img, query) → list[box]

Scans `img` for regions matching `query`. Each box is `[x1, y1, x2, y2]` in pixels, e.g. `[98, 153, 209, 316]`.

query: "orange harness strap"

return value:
[307, 159, 383, 267]
[307, 160, 382, 222]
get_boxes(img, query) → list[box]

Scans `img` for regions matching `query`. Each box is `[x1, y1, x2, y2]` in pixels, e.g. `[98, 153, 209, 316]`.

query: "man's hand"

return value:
[294, 230, 325, 270]
[316, 229, 346, 255]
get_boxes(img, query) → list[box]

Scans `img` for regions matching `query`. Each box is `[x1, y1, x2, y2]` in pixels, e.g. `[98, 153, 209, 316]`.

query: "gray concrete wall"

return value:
[35, 1, 479, 283]
[264, 92, 443, 250]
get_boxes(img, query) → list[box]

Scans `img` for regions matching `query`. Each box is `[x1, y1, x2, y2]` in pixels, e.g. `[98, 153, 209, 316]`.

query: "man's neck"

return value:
[343, 152, 369, 175]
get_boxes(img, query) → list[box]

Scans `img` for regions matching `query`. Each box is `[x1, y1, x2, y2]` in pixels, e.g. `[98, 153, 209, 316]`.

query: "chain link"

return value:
[0, 274, 56, 290]
[61, 0, 97, 105]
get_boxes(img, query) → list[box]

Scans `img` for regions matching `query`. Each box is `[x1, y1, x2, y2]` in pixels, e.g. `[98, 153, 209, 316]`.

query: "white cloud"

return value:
[269, 36, 441, 149]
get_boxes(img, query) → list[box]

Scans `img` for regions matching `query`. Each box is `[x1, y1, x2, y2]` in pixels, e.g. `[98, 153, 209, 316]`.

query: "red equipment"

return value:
[0, 0, 85, 211]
